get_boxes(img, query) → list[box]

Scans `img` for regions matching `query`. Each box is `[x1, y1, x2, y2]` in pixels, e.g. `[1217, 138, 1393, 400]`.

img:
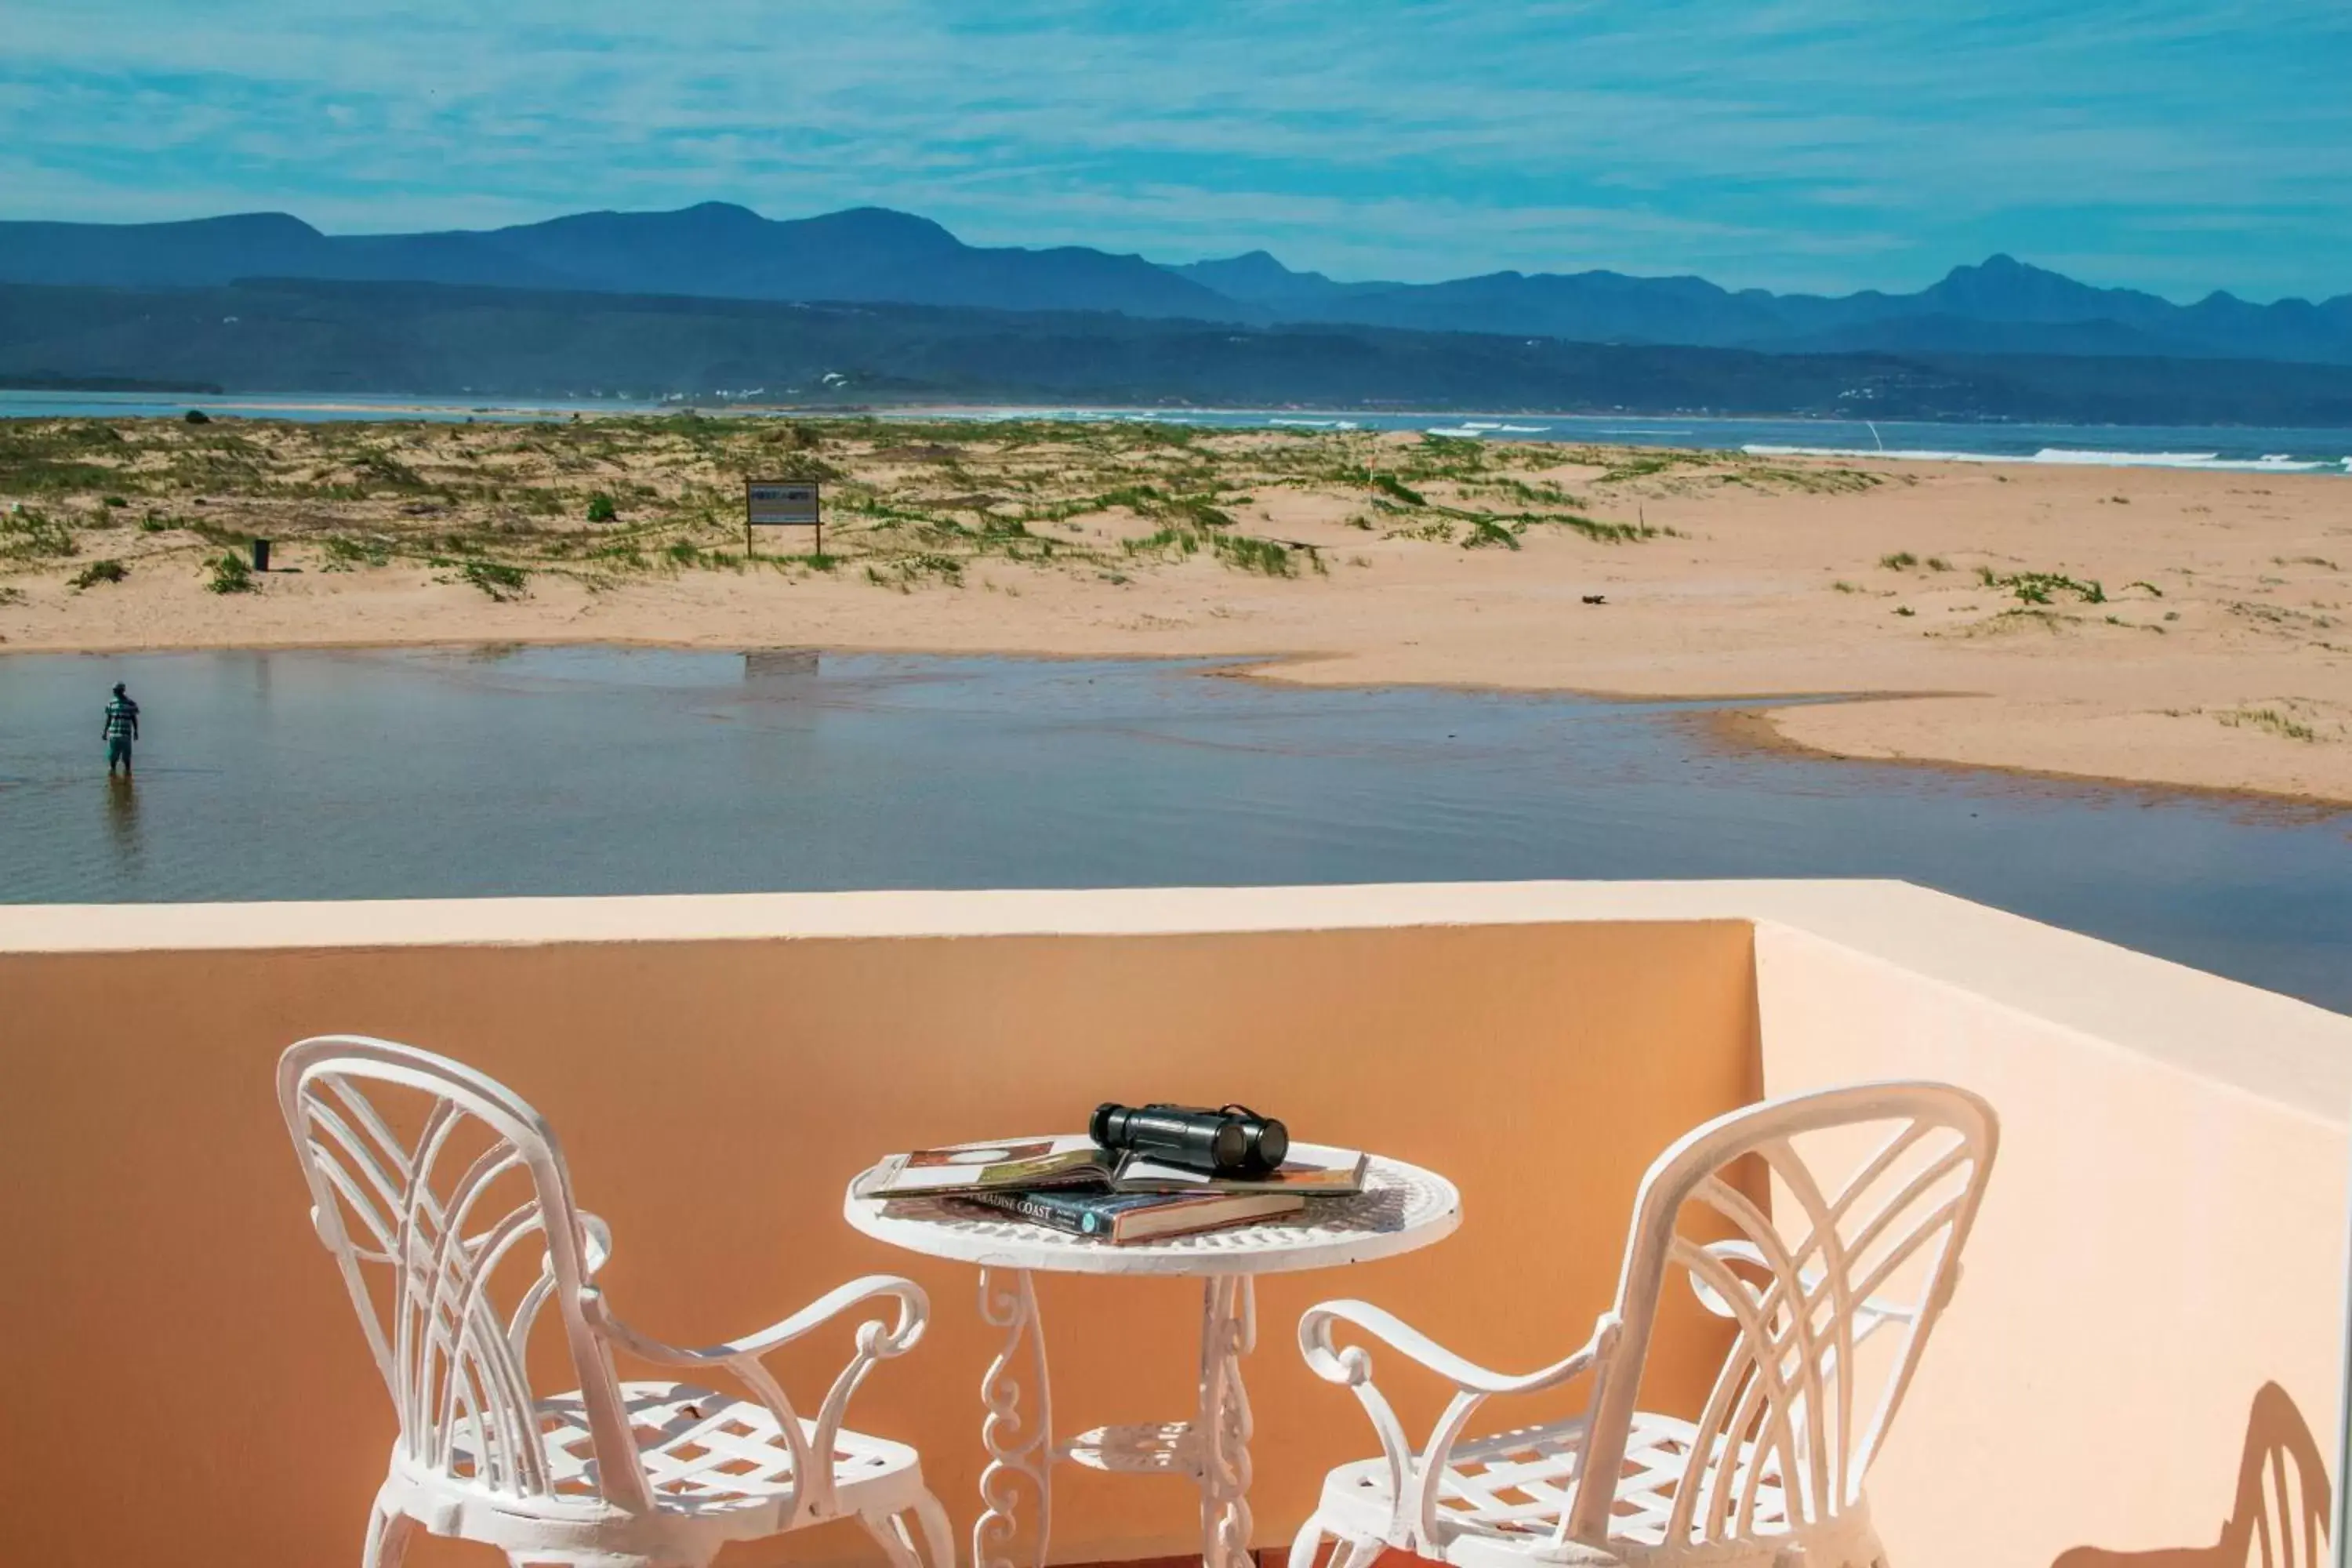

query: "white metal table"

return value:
[843, 1151, 1460, 1568]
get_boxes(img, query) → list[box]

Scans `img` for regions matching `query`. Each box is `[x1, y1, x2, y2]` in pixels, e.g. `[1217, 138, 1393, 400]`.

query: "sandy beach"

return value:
[3, 417, 2347, 805]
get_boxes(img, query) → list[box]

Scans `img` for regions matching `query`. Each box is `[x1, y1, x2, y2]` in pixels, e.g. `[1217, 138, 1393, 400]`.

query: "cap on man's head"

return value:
[112, 682, 126, 695]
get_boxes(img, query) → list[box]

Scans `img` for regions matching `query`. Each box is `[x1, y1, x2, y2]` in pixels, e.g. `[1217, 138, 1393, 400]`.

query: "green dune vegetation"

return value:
[0, 414, 1876, 598]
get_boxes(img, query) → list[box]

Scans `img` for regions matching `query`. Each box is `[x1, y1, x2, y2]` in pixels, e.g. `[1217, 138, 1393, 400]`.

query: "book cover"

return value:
[964, 1188, 1306, 1243]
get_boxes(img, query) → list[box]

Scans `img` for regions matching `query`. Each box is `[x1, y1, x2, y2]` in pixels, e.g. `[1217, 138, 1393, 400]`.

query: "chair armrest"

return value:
[1300, 1299, 1607, 1396]
[1298, 1299, 1617, 1558]
[583, 1274, 927, 1367]
[507, 1211, 616, 1359]
[582, 1275, 931, 1523]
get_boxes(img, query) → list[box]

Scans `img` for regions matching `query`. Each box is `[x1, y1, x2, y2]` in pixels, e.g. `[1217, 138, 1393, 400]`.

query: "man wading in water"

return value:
[103, 682, 140, 779]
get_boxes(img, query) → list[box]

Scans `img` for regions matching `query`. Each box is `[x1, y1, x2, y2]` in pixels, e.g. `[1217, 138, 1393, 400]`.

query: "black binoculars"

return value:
[1090, 1102, 1290, 1176]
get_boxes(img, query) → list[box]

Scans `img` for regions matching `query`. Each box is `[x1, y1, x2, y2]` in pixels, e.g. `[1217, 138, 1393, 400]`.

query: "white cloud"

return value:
[2, 0, 2347, 296]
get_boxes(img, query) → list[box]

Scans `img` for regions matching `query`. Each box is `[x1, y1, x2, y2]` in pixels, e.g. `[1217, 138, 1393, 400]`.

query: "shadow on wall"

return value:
[2053, 1381, 2331, 1568]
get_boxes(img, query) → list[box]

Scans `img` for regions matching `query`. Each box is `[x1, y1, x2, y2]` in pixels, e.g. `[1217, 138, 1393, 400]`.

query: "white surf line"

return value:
[1743, 443, 2342, 474]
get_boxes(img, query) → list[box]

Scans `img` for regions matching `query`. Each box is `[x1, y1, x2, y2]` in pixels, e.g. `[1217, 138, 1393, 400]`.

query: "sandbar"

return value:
[2, 418, 2347, 806]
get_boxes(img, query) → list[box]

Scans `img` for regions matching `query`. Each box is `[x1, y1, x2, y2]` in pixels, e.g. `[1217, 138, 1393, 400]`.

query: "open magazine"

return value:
[854, 1134, 1367, 1200]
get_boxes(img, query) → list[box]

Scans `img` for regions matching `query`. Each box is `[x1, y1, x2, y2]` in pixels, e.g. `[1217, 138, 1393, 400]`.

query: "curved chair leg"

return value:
[1297, 1516, 1385, 1568]
[1288, 1515, 1329, 1568]
[361, 1499, 415, 1568]
[911, 1489, 957, 1568]
[861, 1507, 928, 1568]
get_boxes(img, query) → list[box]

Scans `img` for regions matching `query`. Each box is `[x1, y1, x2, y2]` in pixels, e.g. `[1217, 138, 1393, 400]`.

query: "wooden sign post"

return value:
[745, 479, 822, 557]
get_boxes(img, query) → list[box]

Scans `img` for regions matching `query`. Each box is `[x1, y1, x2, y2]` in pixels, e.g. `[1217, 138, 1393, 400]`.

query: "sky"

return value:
[5, 1, 2348, 301]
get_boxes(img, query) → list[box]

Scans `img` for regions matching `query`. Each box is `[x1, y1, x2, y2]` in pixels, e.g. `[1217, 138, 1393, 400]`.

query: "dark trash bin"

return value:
[251, 538, 271, 573]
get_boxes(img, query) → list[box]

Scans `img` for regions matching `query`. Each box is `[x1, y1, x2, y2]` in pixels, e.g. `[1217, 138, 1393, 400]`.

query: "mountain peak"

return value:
[1940, 252, 2068, 286]
[804, 206, 962, 246]
[657, 201, 765, 230]
[1922, 252, 2113, 316]
[1197, 249, 1298, 281]
[1171, 248, 1357, 309]
[189, 211, 326, 238]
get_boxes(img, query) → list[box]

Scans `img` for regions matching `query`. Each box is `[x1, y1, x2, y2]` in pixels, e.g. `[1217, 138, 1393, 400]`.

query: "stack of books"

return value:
[855, 1134, 1369, 1244]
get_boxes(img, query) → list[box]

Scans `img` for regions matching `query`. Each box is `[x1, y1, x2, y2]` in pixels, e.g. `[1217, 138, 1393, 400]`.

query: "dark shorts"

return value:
[107, 738, 132, 767]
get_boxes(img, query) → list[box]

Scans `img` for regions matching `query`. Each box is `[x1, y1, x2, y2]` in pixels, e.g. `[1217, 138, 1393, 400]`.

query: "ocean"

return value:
[4, 390, 2347, 475]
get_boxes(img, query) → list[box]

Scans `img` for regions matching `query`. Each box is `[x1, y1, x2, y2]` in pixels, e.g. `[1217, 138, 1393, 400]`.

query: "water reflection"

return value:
[104, 775, 140, 872]
[744, 650, 822, 684]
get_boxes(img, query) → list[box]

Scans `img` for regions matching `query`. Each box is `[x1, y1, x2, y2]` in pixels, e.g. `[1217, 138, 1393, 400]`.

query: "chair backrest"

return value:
[1566, 1081, 1997, 1549]
[277, 1036, 652, 1511]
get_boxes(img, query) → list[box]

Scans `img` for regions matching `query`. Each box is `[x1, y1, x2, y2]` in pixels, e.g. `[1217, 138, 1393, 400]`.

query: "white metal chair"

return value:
[1291, 1081, 1997, 1568]
[278, 1034, 955, 1568]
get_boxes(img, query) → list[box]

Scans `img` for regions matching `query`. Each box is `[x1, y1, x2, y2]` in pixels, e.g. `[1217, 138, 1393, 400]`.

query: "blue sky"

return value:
[5, 1, 2347, 300]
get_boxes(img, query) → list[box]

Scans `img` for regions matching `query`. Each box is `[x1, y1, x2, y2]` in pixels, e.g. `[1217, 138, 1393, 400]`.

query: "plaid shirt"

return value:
[103, 696, 139, 741]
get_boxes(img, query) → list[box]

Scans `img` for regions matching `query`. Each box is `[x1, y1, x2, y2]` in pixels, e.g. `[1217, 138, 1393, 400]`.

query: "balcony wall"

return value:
[1751, 900, 2350, 1567]
[0, 881, 2345, 1568]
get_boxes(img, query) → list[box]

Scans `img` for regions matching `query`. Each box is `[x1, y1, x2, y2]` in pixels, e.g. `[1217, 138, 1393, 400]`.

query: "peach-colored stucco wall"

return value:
[1755, 920, 2348, 1568]
[0, 918, 1759, 1568]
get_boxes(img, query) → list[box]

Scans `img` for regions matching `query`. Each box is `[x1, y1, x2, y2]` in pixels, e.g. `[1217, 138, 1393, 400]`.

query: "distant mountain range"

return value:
[0, 205, 1231, 318]
[9, 276, 2352, 426]
[5, 203, 2348, 368]
[1175, 249, 2352, 367]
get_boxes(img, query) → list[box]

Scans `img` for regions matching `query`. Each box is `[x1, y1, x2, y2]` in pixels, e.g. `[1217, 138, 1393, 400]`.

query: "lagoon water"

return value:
[2, 645, 2346, 1013]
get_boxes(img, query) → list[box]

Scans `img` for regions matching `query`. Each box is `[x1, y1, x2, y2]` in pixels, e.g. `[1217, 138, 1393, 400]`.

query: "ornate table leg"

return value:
[1196, 1275, 1257, 1568]
[975, 1268, 1054, 1568]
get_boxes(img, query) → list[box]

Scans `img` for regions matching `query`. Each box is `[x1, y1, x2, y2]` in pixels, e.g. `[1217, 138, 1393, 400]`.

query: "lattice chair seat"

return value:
[475, 1382, 924, 1520]
[1290, 1083, 1996, 1568]
[1313, 1412, 1809, 1563]
[280, 1036, 955, 1568]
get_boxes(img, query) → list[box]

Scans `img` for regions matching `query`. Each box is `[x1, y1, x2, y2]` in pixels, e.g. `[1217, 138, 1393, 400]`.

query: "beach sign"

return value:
[745, 479, 822, 554]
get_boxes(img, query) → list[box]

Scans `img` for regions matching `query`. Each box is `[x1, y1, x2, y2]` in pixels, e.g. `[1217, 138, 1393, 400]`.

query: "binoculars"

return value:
[1091, 1102, 1290, 1177]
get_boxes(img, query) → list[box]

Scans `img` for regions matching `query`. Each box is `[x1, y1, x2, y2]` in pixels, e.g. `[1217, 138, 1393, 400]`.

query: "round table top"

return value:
[842, 1149, 1461, 1277]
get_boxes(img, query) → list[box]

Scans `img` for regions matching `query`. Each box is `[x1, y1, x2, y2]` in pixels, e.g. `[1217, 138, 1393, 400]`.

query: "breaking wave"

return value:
[1742, 443, 2350, 474]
